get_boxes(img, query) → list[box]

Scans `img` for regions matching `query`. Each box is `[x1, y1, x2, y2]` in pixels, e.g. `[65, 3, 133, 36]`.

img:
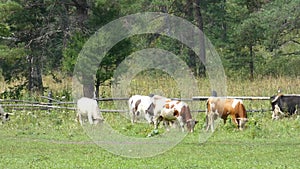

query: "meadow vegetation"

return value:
[0, 75, 300, 168]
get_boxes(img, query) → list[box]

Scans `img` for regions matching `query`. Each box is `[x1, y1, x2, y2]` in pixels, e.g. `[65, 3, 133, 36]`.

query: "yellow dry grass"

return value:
[1, 72, 299, 99]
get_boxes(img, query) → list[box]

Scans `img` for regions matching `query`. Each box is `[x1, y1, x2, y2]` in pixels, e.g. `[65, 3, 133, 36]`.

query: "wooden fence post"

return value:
[47, 91, 52, 113]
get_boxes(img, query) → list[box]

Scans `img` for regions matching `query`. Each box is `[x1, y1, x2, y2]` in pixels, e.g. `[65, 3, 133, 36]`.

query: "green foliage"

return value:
[0, 1, 21, 36]
[62, 32, 87, 74]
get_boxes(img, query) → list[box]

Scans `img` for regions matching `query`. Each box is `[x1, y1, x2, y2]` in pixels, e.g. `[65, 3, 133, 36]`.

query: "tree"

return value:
[234, 0, 300, 78]
[1, 0, 92, 96]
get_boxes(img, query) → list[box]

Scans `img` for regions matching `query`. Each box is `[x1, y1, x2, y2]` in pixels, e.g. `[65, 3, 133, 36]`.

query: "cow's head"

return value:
[270, 94, 285, 120]
[186, 119, 198, 133]
[236, 101, 248, 130]
[272, 104, 284, 120]
[238, 118, 248, 130]
[0, 112, 10, 123]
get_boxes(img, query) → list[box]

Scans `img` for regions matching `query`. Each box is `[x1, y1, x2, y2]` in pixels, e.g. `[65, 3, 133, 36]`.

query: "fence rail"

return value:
[192, 96, 271, 101]
[0, 96, 273, 113]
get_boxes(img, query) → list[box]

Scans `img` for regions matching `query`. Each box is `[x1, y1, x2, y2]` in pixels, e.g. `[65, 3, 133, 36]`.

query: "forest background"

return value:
[0, 0, 299, 99]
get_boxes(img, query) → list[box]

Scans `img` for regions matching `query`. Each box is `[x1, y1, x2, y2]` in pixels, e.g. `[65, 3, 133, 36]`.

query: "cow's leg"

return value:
[208, 110, 219, 132]
[88, 113, 94, 125]
[272, 110, 278, 120]
[176, 116, 185, 132]
[210, 114, 215, 132]
[145, 112, 153, 124]
[206, 113, 214, 132]
[205, 108, 212, 131]
[77, 113, 83, 126]
[230, 114, 239, 129]
[154, 115, 163, 130]
[131, 110, 136, 124]
[205, 114, 210, 131]
[223, 118, 227, 124]
[163, 120, 171, 131]
[289, 106, 296, 116]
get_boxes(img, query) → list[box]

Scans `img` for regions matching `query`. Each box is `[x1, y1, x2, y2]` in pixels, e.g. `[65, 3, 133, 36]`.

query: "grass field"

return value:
[1, 76, 300, 168]
[1, 110, 300, 168]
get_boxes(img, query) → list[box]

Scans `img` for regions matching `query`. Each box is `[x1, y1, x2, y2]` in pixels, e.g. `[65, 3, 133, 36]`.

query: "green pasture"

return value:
[1, 101, 300, 169]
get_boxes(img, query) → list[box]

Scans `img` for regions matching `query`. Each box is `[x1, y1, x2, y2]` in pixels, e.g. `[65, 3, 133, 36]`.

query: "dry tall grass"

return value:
[1, 73, 299, 99]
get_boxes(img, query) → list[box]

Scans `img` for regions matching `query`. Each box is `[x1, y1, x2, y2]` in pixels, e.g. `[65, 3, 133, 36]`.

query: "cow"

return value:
[128, 95, 154, 124]
[270, 94, 300, 120]
[206, 97, 248, 131]
[154, 100, 198, 133]
[76, 97, 103, 126]
[128, 94, 168, 124]
[0, 105, 10, 123]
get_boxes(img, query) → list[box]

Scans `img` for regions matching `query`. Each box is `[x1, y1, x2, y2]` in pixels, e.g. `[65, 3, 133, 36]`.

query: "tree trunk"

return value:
[193, 0, 206, 77]
[249, 45, 254, 81]
[82, 75, 95, 98]
[221, 0, 227, 42]
[95, 78, 100, 99]
[61, 0, 70, 48]
[27, 55, 43, 94]
[185, 0, 198, 76]
[73, 0, 89, 30]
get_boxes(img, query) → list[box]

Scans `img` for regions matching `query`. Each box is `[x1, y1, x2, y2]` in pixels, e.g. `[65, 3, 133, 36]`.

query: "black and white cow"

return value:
[0, 105, 10, 123]
[270, 94, 300, 120]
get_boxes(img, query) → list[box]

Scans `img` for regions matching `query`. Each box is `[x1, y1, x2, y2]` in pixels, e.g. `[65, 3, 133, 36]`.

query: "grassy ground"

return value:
[1, 106, 300, 168]
[1, 131, 300, 169]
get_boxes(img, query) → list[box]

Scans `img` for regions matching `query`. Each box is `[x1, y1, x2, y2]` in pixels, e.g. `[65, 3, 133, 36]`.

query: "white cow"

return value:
[76, 97, 103, 125]
[0, 105, 10, 123]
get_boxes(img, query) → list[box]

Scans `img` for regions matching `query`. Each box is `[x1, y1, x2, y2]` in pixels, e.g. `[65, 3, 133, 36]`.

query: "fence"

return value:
[0, 96, 272, 113]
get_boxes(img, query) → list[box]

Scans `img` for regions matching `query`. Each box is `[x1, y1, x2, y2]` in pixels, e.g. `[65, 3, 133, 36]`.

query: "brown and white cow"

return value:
[206, 97, 248, 131]
[128, 94, 168, 124]
[128, 95, 154, 124]
[154, 100, 198, 133]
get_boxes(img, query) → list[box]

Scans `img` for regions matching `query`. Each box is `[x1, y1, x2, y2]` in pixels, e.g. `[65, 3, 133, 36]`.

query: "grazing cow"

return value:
[0, 105, 10, 123]
[128, 94, 168, 124]
[128, 95, 154, 124]
[270, 94, 300, 120]
[150, 94, 168, 116]
[154, 100, 198, 133]
[77, 97, 103, 125]
[206, 97, 248, 131]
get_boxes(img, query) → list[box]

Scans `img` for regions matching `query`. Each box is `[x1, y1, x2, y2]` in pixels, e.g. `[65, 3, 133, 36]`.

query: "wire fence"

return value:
[0, 96, 272, 113]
